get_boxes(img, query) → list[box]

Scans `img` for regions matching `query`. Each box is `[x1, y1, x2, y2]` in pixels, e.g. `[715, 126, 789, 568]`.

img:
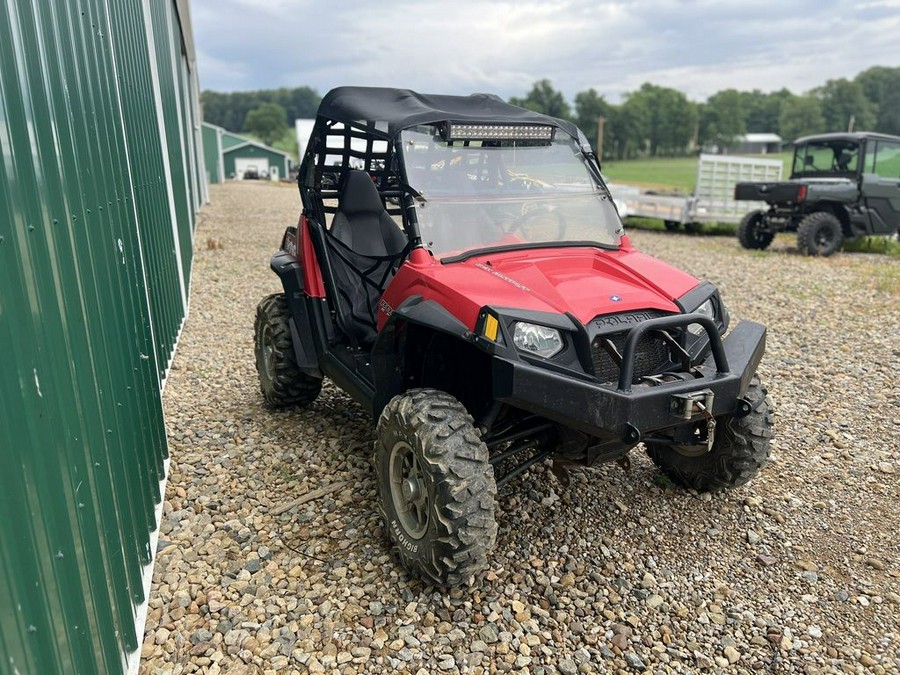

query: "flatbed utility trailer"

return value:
[612, 154, 783, 231]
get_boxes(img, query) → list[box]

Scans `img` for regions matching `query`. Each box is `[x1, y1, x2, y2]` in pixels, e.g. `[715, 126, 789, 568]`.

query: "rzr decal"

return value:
[474, 262, 531, 292]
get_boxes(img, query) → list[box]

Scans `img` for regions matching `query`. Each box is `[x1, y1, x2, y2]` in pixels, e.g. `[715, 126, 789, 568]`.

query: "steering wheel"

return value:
[507, 205, 566, 241]
[501, 173, 543, 194]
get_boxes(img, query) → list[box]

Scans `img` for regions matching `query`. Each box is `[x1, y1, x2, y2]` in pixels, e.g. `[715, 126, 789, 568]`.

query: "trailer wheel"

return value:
[663, 220, 680, 232]
[684, 222, 703, 235]
[254, 294, 322, 407]
[374, 389, 498, 586]
[737, 210, 774, 250]
[797, 212, 843, 256]
[645, 377, 774, 491]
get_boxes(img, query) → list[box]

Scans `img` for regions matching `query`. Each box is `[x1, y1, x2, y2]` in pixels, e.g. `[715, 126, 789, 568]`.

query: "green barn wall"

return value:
[223, 143, 291, 178]
[0, 0, 203, 672]
[202, 123, 225, 184]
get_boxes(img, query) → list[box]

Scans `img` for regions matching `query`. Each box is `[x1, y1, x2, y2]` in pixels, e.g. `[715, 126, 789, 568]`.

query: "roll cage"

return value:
[296, 87, 591, 250]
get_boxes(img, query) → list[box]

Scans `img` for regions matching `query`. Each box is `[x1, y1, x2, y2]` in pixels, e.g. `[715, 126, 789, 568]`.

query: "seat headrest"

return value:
[339, 170, 385, 215]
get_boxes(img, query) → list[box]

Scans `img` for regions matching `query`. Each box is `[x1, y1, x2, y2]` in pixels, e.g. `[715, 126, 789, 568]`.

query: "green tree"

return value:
[202, 86, 321, 132]
[573, 88, 611, 154]
[815, 78, 875, 132]
[700, 89, 746, 149]
[510, 79, 572, 120]
[627, 83, 696, 156]
[744, 89, 794, 135]
[606, 96, 649, 160]
[856, 66, 900, 135]
[244, 102, 289, 145]
[778, 95, 826, 141]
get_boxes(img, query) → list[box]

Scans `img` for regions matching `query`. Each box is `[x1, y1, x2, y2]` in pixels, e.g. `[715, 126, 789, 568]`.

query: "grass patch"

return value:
[603, 157, 700, 193]
[842, 236, 900, 259]
[624, 216, 736, 236]
[872, 263, 900, 294]
[604, 152, 793, 193]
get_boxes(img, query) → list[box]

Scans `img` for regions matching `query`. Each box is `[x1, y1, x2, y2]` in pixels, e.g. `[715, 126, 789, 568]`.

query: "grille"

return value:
[591, 330, 672, 385]
[590, 310, 675, 385]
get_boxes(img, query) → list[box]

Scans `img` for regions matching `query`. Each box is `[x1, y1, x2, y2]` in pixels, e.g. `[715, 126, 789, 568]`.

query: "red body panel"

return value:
[378, 245, 700, 331]
[299, 215, 326, 298]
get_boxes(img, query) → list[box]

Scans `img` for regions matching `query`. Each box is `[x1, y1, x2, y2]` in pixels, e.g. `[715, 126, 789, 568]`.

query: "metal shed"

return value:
[0, 0, 204, 673]
[734, 133, 783, 155]
[223, 139, 293, 180]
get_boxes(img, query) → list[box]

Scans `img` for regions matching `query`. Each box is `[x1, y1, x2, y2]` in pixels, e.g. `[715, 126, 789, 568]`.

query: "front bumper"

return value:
[491, 318, 766, 443]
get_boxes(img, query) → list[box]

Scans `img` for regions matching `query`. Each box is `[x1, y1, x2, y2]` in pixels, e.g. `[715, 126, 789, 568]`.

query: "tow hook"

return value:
[671, 390, 717, 451]
[670, 390, 714, 420]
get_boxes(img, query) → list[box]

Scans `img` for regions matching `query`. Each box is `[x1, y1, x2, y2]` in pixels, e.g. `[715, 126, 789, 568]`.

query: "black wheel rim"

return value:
[814, 225, 835, 252]
[750, 218, 767, 244]
[389, 441, 429, 539]
[262, 326, 276, 382]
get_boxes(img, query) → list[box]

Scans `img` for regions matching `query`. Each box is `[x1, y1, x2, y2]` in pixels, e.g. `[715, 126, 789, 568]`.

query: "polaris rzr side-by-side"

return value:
[255, 87, 775, 586]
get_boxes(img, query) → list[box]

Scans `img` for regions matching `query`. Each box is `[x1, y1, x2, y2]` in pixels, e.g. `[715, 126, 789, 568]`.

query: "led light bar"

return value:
[448, 123, 554, 141]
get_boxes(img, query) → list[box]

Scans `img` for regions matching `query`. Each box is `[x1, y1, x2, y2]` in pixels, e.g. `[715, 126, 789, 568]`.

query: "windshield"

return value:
[792, 140, 860, 177]
[400, 126, 623, 260]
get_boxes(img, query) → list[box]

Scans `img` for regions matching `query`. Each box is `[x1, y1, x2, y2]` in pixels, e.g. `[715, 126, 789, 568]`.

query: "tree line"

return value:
[202, 86, 320, 138]
[201, 66, 899, 160]
[514, 66, 900, 160]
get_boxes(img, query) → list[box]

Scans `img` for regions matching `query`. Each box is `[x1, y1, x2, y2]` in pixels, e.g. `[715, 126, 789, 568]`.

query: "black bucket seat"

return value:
[326, 170, 407, 345]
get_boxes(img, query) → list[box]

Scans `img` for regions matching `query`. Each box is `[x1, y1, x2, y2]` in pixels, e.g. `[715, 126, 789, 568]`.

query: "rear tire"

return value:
[254, 294, 322, 407]
[663, 220, 680, 232]
[797, 212, 843, 256]
[374, 389, 498, 586]
[737, 210, 774, 250]
[645, 377, 774, 491]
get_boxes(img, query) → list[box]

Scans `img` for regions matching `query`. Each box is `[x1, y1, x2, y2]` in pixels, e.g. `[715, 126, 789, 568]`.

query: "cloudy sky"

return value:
[189, 0, 900, 103]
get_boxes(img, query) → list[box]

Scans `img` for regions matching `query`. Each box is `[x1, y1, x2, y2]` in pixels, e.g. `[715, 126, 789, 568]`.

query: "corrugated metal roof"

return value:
[223, 138, 294, 159]
[741, 133, 783, 143]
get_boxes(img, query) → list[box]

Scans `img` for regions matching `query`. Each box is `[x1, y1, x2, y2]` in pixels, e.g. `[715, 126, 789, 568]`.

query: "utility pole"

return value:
[848, 115, 856, 133]
[595, 116, 606, 160]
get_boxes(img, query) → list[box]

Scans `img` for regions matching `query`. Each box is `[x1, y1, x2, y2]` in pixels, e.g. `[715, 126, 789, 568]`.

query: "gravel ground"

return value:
[140, 181, 899, 675]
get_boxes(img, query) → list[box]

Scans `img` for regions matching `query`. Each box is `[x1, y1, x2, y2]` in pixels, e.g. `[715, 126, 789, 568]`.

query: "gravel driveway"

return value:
[140, 181, 899, 675]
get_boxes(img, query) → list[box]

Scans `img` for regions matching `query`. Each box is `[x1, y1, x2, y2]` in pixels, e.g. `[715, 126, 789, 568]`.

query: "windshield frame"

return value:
[397, 125, 623, 262]
[790, 139, 862, 179]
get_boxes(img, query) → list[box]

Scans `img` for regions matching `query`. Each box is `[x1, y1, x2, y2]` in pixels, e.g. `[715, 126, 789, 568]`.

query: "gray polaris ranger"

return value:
[735, 132, 900, 256]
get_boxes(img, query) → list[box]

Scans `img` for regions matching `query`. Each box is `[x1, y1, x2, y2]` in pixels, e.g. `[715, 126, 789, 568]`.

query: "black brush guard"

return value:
[491, 315, 766, 444]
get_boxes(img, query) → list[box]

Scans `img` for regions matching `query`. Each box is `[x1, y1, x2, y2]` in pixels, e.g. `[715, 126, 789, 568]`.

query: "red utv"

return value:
[255, 87, 774, 586]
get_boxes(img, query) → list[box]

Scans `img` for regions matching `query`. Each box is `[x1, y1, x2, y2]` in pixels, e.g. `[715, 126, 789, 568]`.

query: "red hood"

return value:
[381, 246, 701, 330]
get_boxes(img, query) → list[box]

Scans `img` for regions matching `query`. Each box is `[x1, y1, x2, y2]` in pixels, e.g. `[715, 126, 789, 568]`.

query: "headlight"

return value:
[687, 299, 715, 336]
[513, 322, 564, 358]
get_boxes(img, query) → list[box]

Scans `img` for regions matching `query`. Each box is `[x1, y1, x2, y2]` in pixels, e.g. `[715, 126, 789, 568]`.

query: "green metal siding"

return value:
[0, 0, 203, 672]
[224, 144, 292, 179]
[202, 123, 224, 184]
[221, 130, 248, 149]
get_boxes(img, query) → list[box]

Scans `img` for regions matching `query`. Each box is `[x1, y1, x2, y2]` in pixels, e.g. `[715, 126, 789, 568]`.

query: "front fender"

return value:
[371, 296, 476, 416]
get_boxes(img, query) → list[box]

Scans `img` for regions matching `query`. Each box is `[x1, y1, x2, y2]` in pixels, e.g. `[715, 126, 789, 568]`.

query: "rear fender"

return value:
[807, 202, 852, 237]
[270, 220, 323, 377]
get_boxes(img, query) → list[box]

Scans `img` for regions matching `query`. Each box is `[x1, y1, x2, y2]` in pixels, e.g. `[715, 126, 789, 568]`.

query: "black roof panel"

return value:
[317, 86, 583, 141]
[793, 131, 900, 145]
